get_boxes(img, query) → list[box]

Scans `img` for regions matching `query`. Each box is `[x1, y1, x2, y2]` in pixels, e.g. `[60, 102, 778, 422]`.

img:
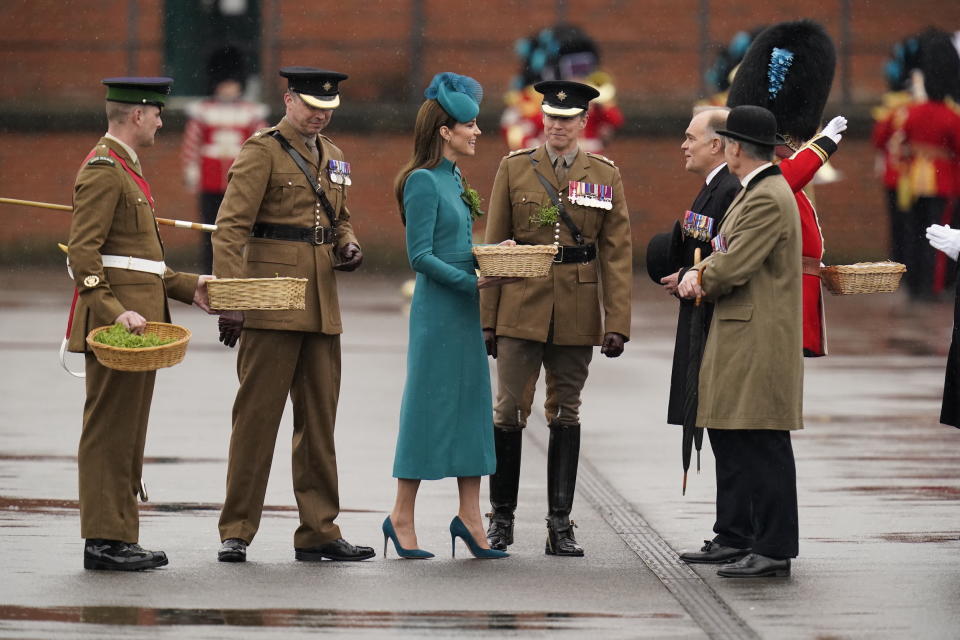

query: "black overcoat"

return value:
[667, 165, 741, 425]
[942, 261, 960, 428]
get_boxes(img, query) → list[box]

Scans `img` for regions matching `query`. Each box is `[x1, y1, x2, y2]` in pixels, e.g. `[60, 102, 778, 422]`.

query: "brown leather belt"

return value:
[802, 256, 821, 278]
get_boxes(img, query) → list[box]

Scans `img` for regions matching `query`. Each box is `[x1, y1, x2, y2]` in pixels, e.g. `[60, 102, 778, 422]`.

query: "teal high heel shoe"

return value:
[449, 516, 509, 559]
[382, 516, 434, 559]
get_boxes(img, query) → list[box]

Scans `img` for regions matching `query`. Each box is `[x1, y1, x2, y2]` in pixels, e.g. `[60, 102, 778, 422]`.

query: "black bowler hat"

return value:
[645, 221, 684, 284]
[716, 105, 786, 147]
[102, 77, 173, 109]
[534, 80, 599, 117]
[280, 66, 348, 109]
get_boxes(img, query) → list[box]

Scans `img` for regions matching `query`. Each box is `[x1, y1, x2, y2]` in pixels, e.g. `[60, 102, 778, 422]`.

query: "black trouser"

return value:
[200, 191, 225, 273]
[904, 196, 948, 299]
[707, 428, 798, 559]
[886, 188, 908, 266]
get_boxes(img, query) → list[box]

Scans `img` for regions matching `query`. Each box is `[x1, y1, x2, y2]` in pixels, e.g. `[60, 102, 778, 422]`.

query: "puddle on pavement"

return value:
[0, 605, 676, 632]
[0, 497, 377, 516]
[875, 531, 958, 543]
[0, 454, 224, 464]
[825, 485, 960, 500]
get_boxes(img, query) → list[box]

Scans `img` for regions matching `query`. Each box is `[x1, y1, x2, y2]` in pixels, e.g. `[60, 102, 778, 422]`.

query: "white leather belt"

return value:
[101, 255, 166, 275]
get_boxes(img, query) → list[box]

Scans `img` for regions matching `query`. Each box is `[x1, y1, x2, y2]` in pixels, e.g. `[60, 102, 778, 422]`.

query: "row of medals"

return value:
[328, 159, 351, 185]
[567, 181, 613, 210]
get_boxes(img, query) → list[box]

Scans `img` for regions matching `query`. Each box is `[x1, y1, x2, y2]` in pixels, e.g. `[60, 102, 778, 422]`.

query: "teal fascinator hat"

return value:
[424, 72, 483, 123]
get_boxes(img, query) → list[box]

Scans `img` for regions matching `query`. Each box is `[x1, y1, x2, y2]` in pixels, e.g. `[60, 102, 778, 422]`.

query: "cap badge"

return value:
[322, 82, 333, 92]
[556, 91, 567, 101]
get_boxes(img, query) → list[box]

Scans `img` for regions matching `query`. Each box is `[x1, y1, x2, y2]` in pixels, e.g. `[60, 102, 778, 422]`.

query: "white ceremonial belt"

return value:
[101, 255, 166, 276]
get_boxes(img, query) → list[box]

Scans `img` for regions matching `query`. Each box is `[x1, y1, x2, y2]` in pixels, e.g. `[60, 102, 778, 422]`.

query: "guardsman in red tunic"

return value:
[872, 90, 913, 265]
[181, 77, 268, 271]
[726, 19, 841, 357]
[898, 29, 960, 299]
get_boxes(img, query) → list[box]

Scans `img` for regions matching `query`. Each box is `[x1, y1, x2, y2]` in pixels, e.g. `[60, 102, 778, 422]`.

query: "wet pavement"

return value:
[0, 270, 957, 639]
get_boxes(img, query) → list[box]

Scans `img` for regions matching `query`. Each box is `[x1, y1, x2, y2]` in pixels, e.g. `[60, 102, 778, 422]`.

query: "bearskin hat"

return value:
[726, 20, 836, 142]
[919, 28, 960, 102]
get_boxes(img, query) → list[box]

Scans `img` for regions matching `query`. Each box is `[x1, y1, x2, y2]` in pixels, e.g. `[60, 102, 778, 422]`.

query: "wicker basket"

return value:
[473, 244, 559, 278]
[821, 261, 907, 295]
[86, 322, 191, 372]
[207, 277, 307, 310]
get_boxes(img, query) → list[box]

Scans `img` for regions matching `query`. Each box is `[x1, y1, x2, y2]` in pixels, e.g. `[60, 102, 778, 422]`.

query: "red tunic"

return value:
[778, 137, 837, 357]
[900, 100, 960, 199]
[181, 99, 269, 194]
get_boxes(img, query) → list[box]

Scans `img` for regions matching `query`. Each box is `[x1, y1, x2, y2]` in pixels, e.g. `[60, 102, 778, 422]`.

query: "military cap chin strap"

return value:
[269, 131, 339, 236]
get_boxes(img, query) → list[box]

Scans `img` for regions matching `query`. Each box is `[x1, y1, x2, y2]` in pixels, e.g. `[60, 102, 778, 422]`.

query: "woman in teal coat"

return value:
[385, 73, 514, 559]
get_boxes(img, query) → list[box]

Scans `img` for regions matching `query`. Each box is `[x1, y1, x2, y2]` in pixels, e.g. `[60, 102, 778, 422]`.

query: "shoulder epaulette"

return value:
[586, 152, 615, 166]
[87, 155, 115, 166]
[252, 125, 278, 138]
[506, 147, 535, 158]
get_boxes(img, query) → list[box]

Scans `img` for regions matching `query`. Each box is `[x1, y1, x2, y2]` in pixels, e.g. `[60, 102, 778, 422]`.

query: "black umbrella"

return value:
[682, 248, 707, 495]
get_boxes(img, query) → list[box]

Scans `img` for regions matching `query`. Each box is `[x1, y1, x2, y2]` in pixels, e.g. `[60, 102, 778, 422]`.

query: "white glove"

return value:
[926, 224, 960, 261]
[821, 115, 848, 144]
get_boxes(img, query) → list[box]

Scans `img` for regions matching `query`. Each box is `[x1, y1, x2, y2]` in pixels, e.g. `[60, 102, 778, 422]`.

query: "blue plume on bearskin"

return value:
[727, 19, 836, 142]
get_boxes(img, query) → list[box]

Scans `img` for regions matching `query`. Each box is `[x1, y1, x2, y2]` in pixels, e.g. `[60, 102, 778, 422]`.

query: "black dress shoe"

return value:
[84, 539, 167, 571]
[717, 553, 791, 578]
[218, 538, 247, 563]
[295, 538, 376, 562]
[679, 540, 751, 564]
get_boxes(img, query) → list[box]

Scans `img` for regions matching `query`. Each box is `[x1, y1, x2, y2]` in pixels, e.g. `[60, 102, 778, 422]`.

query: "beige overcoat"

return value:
[479, 145, 632, 345]
[212, 118, 358, 334]
[693, 165, 804, 431]
[67, 137, 198, 352]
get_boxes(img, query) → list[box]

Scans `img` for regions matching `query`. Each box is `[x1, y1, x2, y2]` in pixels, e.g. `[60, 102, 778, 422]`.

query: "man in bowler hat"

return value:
[678, 105, 803, 578]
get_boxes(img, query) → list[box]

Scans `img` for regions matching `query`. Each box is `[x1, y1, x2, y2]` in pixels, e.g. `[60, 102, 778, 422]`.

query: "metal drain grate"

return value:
[529, 424, 760, 640]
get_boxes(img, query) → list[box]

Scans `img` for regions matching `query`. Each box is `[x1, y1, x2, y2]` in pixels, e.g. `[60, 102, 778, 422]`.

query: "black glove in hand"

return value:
[600, 332, 625, 358]
[483, 329, 497, 359]
[333, 242, 363, 271]
[218, 311, 244, 348]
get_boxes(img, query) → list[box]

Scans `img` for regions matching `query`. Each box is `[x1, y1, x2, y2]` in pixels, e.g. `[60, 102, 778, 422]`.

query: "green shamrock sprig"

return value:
[461, 182, 484, 221]
[530, 202, 560, 227]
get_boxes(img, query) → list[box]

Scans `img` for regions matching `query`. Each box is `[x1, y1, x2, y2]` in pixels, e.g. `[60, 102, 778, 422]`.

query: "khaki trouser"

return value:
[79, 353, 155, 542]
[218, 328, 343, 549]
[494, 336, 593, 430]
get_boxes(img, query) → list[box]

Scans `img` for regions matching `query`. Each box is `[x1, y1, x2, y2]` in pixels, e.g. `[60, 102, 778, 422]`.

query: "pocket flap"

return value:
[246, 242, 298, 265]
[577, 261, 598, 283]
[717, 303, 753, 322]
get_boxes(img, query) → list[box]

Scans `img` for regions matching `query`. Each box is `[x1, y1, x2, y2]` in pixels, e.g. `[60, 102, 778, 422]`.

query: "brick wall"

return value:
[2, 1, 959, 107]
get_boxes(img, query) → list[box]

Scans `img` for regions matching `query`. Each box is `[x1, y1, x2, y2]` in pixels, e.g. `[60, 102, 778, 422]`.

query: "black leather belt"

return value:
[251, 222, 336, 245]
[552, 243, 597, 264]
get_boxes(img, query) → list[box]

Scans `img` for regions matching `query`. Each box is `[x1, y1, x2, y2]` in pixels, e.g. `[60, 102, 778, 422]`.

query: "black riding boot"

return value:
[545, 422, 584, 556]
[486, 428, 522, 550]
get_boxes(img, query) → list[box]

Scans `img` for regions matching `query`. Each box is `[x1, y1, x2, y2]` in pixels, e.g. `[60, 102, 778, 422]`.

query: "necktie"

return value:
[554, 157, 568, 186]
[305, 139, 319, 165]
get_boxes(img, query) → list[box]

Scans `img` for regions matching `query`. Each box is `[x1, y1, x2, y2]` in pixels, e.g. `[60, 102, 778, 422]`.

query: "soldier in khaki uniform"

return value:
[212, 67, 374, 563]
[68, 77, 212, 571]
[481, 81, 632, 556]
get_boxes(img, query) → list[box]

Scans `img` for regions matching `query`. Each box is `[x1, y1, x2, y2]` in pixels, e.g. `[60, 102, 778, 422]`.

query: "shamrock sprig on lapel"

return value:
[461, 180, 484, 221]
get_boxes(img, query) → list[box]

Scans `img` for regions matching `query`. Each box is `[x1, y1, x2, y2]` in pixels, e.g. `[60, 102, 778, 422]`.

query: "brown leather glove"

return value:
[333, 242, 363, 271]
[218, 311, 244, 348]
[483, 329, 497, 359]
[600, 332, 625, 358]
